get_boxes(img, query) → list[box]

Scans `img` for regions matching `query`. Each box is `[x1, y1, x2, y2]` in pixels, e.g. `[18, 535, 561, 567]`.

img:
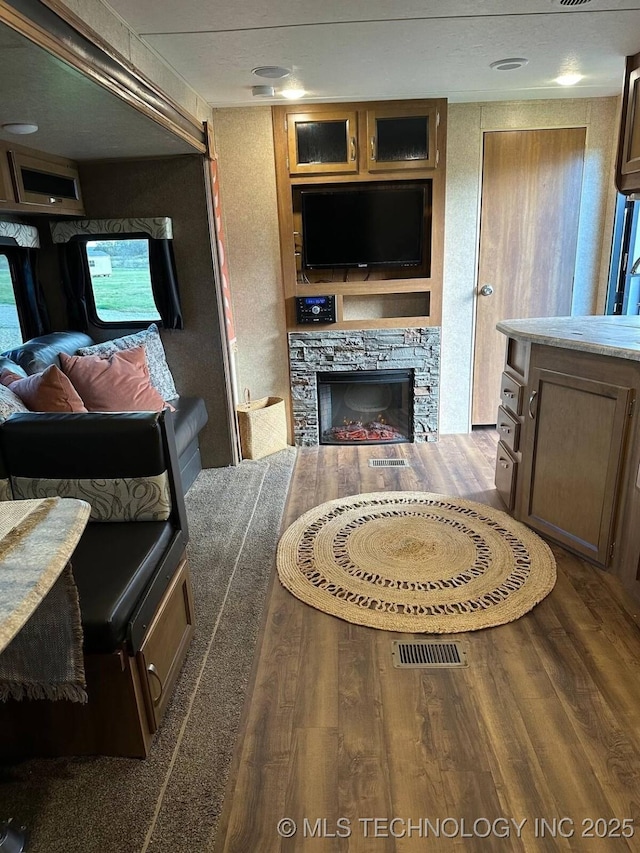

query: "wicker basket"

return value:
[236, 391, 288, 460]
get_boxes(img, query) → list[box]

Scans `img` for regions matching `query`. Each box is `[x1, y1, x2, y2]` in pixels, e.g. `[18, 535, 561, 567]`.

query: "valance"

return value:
[0, 221, 40, 249]
[50, 217, 173, 243]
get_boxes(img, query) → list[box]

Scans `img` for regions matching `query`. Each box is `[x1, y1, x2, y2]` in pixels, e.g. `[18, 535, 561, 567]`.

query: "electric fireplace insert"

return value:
[317, 369, 413, 445]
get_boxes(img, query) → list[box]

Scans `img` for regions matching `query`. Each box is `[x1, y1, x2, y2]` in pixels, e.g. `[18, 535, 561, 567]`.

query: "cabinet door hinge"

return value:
[629, 398, 636, 418]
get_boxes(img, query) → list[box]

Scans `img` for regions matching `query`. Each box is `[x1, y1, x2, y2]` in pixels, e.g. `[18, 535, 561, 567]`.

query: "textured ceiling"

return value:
[1, 1, 639, 163]
[104, 0, 640, 105]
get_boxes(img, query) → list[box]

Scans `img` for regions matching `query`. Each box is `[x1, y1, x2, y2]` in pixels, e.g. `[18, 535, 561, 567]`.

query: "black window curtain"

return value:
[148, 238, 183, 330]
[59, 234, 183, 331]
[59, 238, 91, 331]
[0, 244, 51, 340]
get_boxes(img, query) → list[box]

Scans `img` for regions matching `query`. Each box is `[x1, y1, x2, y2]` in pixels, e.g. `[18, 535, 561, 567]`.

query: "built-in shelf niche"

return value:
[342, 292, 431, 321]
[272, 98, 447, 331]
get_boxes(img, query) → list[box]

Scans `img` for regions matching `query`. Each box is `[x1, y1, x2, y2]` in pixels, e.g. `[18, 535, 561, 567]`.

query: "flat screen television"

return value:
[301, 184, 425, 270]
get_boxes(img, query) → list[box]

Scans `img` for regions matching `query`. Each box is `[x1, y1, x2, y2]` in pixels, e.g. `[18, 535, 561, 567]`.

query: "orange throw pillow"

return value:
[59, 346, 170, 412]
[0, 364, 88, 413]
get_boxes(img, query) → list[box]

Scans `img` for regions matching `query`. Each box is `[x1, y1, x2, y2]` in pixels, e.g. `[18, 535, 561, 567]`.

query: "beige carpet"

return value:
[277, 491, 556, 632]
[0, 447, 296, 853]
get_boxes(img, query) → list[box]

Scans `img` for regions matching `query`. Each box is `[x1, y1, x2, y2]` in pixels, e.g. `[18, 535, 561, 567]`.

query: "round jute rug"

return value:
[277, 491, 556, 633]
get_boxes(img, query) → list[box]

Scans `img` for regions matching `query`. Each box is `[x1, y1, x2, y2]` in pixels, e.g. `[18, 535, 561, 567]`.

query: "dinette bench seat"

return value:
[0, 411, 194, 758]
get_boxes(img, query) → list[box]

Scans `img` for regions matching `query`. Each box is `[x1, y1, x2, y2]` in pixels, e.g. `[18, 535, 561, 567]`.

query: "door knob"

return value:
[479, 284, 494, 296]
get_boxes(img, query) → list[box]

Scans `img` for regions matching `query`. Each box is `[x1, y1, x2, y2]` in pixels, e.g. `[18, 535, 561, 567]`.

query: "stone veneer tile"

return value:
[287, 328, 440, 446]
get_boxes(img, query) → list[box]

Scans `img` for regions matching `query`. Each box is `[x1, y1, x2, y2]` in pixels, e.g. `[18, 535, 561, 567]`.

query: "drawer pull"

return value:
[350, 136, 357, 161]
[498, 458, 511, 469]
[499, 425, 511, 434]
[503, 389, 515, 398]
[147, 662, 164, 705]
[528, 390, 538, 419]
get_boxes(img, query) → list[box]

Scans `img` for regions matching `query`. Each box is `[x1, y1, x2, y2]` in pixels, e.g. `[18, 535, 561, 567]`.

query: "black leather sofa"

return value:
[0, 329, 206, 757]
[0, 330, 208, 493]
[0, 411, 194, 757]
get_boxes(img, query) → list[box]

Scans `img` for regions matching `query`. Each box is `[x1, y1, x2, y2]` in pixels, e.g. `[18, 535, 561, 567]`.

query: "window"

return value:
[0, 253, 25, 351]
[85, 238, 161, 325]
[606, 195, 640, 316]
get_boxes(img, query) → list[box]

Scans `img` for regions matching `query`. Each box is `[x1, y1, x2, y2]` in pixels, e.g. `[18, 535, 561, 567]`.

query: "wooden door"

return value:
[472, 128, 586, 424]
[520, 366, 632, 567]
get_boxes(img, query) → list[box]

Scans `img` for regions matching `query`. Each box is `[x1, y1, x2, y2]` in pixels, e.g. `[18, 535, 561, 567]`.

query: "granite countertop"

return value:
[496, 316, 640, 362]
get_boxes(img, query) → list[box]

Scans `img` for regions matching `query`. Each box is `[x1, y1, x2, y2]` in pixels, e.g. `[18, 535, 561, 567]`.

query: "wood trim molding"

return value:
[0, 0, 207, 154]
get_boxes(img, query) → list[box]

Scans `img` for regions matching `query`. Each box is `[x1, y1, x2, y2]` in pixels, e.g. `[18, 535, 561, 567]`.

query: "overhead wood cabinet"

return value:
[616, 49, 640, 195]
[281, 99, 443, 179]
[0, 141, 85, 215]
[365, 103, 439, 172]
[0, 152, 14, 204]
[10, 150, 84, 213]
[286, 108, 359, 176]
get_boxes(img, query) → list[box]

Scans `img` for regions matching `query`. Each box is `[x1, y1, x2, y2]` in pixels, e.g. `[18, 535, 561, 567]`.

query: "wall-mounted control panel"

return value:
[295, 295, 336, 324]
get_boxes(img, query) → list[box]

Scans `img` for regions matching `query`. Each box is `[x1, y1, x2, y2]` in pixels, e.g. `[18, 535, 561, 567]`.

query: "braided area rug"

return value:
[277, 491, 556, 633]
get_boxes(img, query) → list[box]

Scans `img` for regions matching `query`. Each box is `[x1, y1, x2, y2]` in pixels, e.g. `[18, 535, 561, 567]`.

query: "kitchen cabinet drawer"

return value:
[495, 441, 518, 511]
[136, 557, 194, 732]
[496, 405, 521, 454]
[500, 371, 524, 416]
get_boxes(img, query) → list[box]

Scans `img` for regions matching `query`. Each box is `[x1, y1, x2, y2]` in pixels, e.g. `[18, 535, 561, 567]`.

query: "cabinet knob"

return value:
[479, 284, 494, 297]
[350, 137, 357, 161]
[499, 458, 510, 469]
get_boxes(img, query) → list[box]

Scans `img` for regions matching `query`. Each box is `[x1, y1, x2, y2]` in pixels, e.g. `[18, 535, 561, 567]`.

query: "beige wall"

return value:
[213, 107, 291, 425]
[213, 98, 621, 437]
[78, 156, 236, 468]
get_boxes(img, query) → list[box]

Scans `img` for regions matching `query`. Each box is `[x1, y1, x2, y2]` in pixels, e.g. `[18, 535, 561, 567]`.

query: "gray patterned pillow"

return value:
[76, 324, 178, 401]
[0, 384, 30, 421]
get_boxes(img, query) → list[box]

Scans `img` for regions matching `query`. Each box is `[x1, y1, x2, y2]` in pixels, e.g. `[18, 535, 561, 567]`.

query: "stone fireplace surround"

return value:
[288, 327, 440, 446]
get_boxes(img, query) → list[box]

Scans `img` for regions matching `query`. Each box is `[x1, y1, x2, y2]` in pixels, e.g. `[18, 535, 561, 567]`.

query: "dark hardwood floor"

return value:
[214, 433, 640, 852]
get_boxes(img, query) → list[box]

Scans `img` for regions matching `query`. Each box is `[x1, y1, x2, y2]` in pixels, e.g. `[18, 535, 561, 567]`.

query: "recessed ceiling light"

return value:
[1, 122, 38, 135]
[281, 88, 306, 100]
[252, 85, 276, 97]
[555, 73, 583, 86]
[490, 58, 529, 72]
[251, 66, 291, 79]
